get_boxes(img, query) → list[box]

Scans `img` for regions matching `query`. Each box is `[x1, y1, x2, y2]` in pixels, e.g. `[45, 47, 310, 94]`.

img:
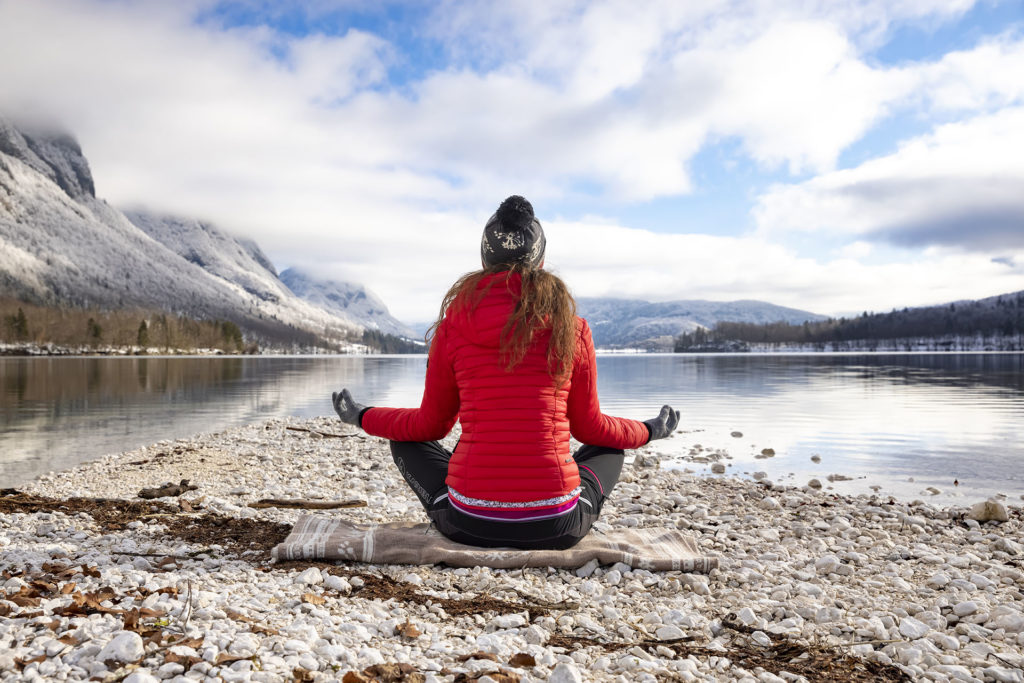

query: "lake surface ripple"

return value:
[2, 353, 1022, 505]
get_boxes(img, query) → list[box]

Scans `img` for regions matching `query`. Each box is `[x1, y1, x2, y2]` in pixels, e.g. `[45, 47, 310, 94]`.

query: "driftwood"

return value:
[284, 426, 356, 439]
[138, 480, 198, 499]
[248, 498, 367, 510]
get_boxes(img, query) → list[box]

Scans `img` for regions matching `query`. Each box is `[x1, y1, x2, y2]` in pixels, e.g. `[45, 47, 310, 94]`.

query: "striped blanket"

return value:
[272, 515, 718, 572]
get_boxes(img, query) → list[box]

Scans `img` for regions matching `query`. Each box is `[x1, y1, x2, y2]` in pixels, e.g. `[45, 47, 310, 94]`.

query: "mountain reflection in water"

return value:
[2, 353, 1022, 505]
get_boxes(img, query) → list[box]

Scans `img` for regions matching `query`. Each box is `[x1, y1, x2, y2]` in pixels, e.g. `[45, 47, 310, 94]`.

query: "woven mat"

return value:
[272, 516, 718, 572]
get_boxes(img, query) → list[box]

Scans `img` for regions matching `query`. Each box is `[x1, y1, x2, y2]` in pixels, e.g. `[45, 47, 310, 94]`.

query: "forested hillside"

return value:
[675, 291, 1024, 352]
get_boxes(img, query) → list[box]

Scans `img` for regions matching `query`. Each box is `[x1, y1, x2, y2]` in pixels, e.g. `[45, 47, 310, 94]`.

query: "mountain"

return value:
[0, 116, 369, 348]
[577, 297, 826, 348]
[279, 268, 414, 339]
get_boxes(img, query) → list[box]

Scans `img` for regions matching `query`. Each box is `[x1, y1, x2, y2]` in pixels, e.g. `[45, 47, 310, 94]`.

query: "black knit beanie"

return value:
[480, 195, 546, 269]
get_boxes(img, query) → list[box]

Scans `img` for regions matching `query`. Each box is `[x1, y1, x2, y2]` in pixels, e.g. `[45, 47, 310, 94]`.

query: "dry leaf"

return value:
[454, 672, 519, 683]
[365, 663, 418, 679]
[58, 635, 77, 645]
[216, 653, 252, 665]
[301, 592, 325, 606]
[165, 652, 202, 668]
[341, 672, 370, 683]
[508, 653, 536, 667]
[488, 673, 520, 683]
[395, 619, 422, 639]
[60, 582, 76, 594]
[10, 591, 41, 608]
[292, 667, 315, 682]
[0, 603, 13, 617]
[456, 651, 498, 662]
[15, 655, 48, 668]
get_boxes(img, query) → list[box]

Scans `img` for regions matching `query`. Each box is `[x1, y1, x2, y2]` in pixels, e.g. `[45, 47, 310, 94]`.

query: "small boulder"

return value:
[968, 500, 1009, 523]
[98, 631, 145, 664]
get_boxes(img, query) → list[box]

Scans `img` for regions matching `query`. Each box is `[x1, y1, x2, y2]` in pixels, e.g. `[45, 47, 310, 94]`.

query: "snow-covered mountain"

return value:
[577, 297, 826, 348]
[0, 116, 369, 347]
[279, 268, 414, 339]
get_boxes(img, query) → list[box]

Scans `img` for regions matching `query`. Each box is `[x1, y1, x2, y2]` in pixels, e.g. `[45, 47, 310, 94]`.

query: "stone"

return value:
[575, 558, 600, 578]
[123, 672, 160, 683]
[970, 573, 996, 590]
[815, 556, 841, 574]
[928, 633, 960, 651]
[491, 613, 528, 630]
[655, 625, 684, 640]
[898, 617, 930, 640]
[98, 631, 145, 664]
[294, 568, 323, 585]
[994, 538, 1022, 555]
[968, 500, 1009, 523]
[711, 463, 726, 474]
[988, 612, 1024, 633]
[808, 479, 822, 489]
[735, 607, 757, 626]
[953, 601, 979, 617]
[324, 574, 351, 592]
[983, 666, 1024, 682]
[549, 662, 583, 683]
[524, 625, 548, 645]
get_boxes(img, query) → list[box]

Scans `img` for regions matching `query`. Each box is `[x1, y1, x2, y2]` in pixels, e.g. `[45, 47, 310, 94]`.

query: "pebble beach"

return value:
[2, 417, 1024, 682]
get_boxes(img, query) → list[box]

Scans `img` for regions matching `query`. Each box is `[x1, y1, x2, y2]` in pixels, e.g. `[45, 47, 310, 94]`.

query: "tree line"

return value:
[2, 299, 248, 353]
[1, 299, 422, 355]
[675, 292, 1024, 351]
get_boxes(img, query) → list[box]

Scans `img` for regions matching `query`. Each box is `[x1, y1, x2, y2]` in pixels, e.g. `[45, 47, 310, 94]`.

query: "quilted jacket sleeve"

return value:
[360, 319, 460, 442]
[566, 318, 650, 449]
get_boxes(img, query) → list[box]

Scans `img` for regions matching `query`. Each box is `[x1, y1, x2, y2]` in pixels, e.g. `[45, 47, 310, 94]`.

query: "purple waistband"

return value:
[447, 495, 579, 522]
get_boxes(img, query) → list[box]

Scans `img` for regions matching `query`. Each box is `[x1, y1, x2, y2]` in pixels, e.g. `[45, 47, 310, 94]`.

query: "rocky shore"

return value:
[2, 417, 1023, 682]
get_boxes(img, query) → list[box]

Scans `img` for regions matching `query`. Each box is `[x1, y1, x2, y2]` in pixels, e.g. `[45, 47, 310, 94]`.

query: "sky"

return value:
[1, 0, 1023, 324]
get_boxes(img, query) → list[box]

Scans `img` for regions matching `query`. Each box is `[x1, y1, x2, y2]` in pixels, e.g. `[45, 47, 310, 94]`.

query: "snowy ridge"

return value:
[279, 268, 414, 339]
[0, 116, 367, 348]
[577, 297, 826, 348]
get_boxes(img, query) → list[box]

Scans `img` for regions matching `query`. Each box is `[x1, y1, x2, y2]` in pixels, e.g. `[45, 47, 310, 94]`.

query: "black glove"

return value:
[644, 405, 679, 442]
[332, 389, 367, 427]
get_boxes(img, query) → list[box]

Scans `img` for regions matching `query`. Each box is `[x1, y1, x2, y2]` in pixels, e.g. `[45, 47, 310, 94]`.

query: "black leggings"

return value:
[390, 441, 625, 550]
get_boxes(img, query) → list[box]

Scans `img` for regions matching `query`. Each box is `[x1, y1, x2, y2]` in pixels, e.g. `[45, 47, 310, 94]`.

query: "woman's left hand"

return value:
[332, 388, 366, 426]
[643, 405, 680, 442]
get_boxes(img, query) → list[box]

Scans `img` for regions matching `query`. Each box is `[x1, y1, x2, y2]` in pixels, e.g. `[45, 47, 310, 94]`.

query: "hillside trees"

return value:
[674, 292, 1024, 351]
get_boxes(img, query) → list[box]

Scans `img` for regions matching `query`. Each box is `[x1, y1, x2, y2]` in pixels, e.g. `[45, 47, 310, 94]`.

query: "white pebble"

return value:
[97, 631, 145, 664]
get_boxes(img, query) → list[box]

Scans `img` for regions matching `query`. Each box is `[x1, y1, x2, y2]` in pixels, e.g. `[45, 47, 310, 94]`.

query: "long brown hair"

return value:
[427, 263, 578, 381]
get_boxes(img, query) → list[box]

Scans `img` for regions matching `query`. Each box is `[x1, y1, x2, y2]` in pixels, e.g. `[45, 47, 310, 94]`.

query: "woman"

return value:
[333, 196, 679, 549]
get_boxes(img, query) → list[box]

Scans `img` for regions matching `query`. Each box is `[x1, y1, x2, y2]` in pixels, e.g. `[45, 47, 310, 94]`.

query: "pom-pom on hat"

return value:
[480, 195, 546, 269]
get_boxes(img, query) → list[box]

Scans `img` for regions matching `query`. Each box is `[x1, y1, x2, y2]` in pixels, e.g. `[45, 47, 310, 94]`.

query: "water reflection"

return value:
[2, 354, 1023, 505]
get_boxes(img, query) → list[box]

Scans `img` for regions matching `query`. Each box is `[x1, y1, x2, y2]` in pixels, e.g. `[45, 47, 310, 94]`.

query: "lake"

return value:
[2, 353, 1022, 505]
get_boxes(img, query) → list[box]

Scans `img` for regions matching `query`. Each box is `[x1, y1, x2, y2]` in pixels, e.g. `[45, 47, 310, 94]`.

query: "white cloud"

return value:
[754, 107, 1024, 251]
[1, 0, 1022, 322]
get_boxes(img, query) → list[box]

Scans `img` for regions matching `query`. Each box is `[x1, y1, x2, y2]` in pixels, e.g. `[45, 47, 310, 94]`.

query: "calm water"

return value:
[1, 354, 1022, 505]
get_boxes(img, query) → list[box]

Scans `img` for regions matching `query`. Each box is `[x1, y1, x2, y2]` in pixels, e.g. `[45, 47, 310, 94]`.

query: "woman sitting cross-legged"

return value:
[333, 195, 679, 550]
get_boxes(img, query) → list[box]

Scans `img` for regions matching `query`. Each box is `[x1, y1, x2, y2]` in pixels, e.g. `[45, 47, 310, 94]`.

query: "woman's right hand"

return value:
[644, 405, 680, 442]
[332, 388, 367, 426]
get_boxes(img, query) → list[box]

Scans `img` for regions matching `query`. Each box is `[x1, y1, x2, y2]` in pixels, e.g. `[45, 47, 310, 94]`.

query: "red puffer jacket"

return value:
[361, 272, 649, 504]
